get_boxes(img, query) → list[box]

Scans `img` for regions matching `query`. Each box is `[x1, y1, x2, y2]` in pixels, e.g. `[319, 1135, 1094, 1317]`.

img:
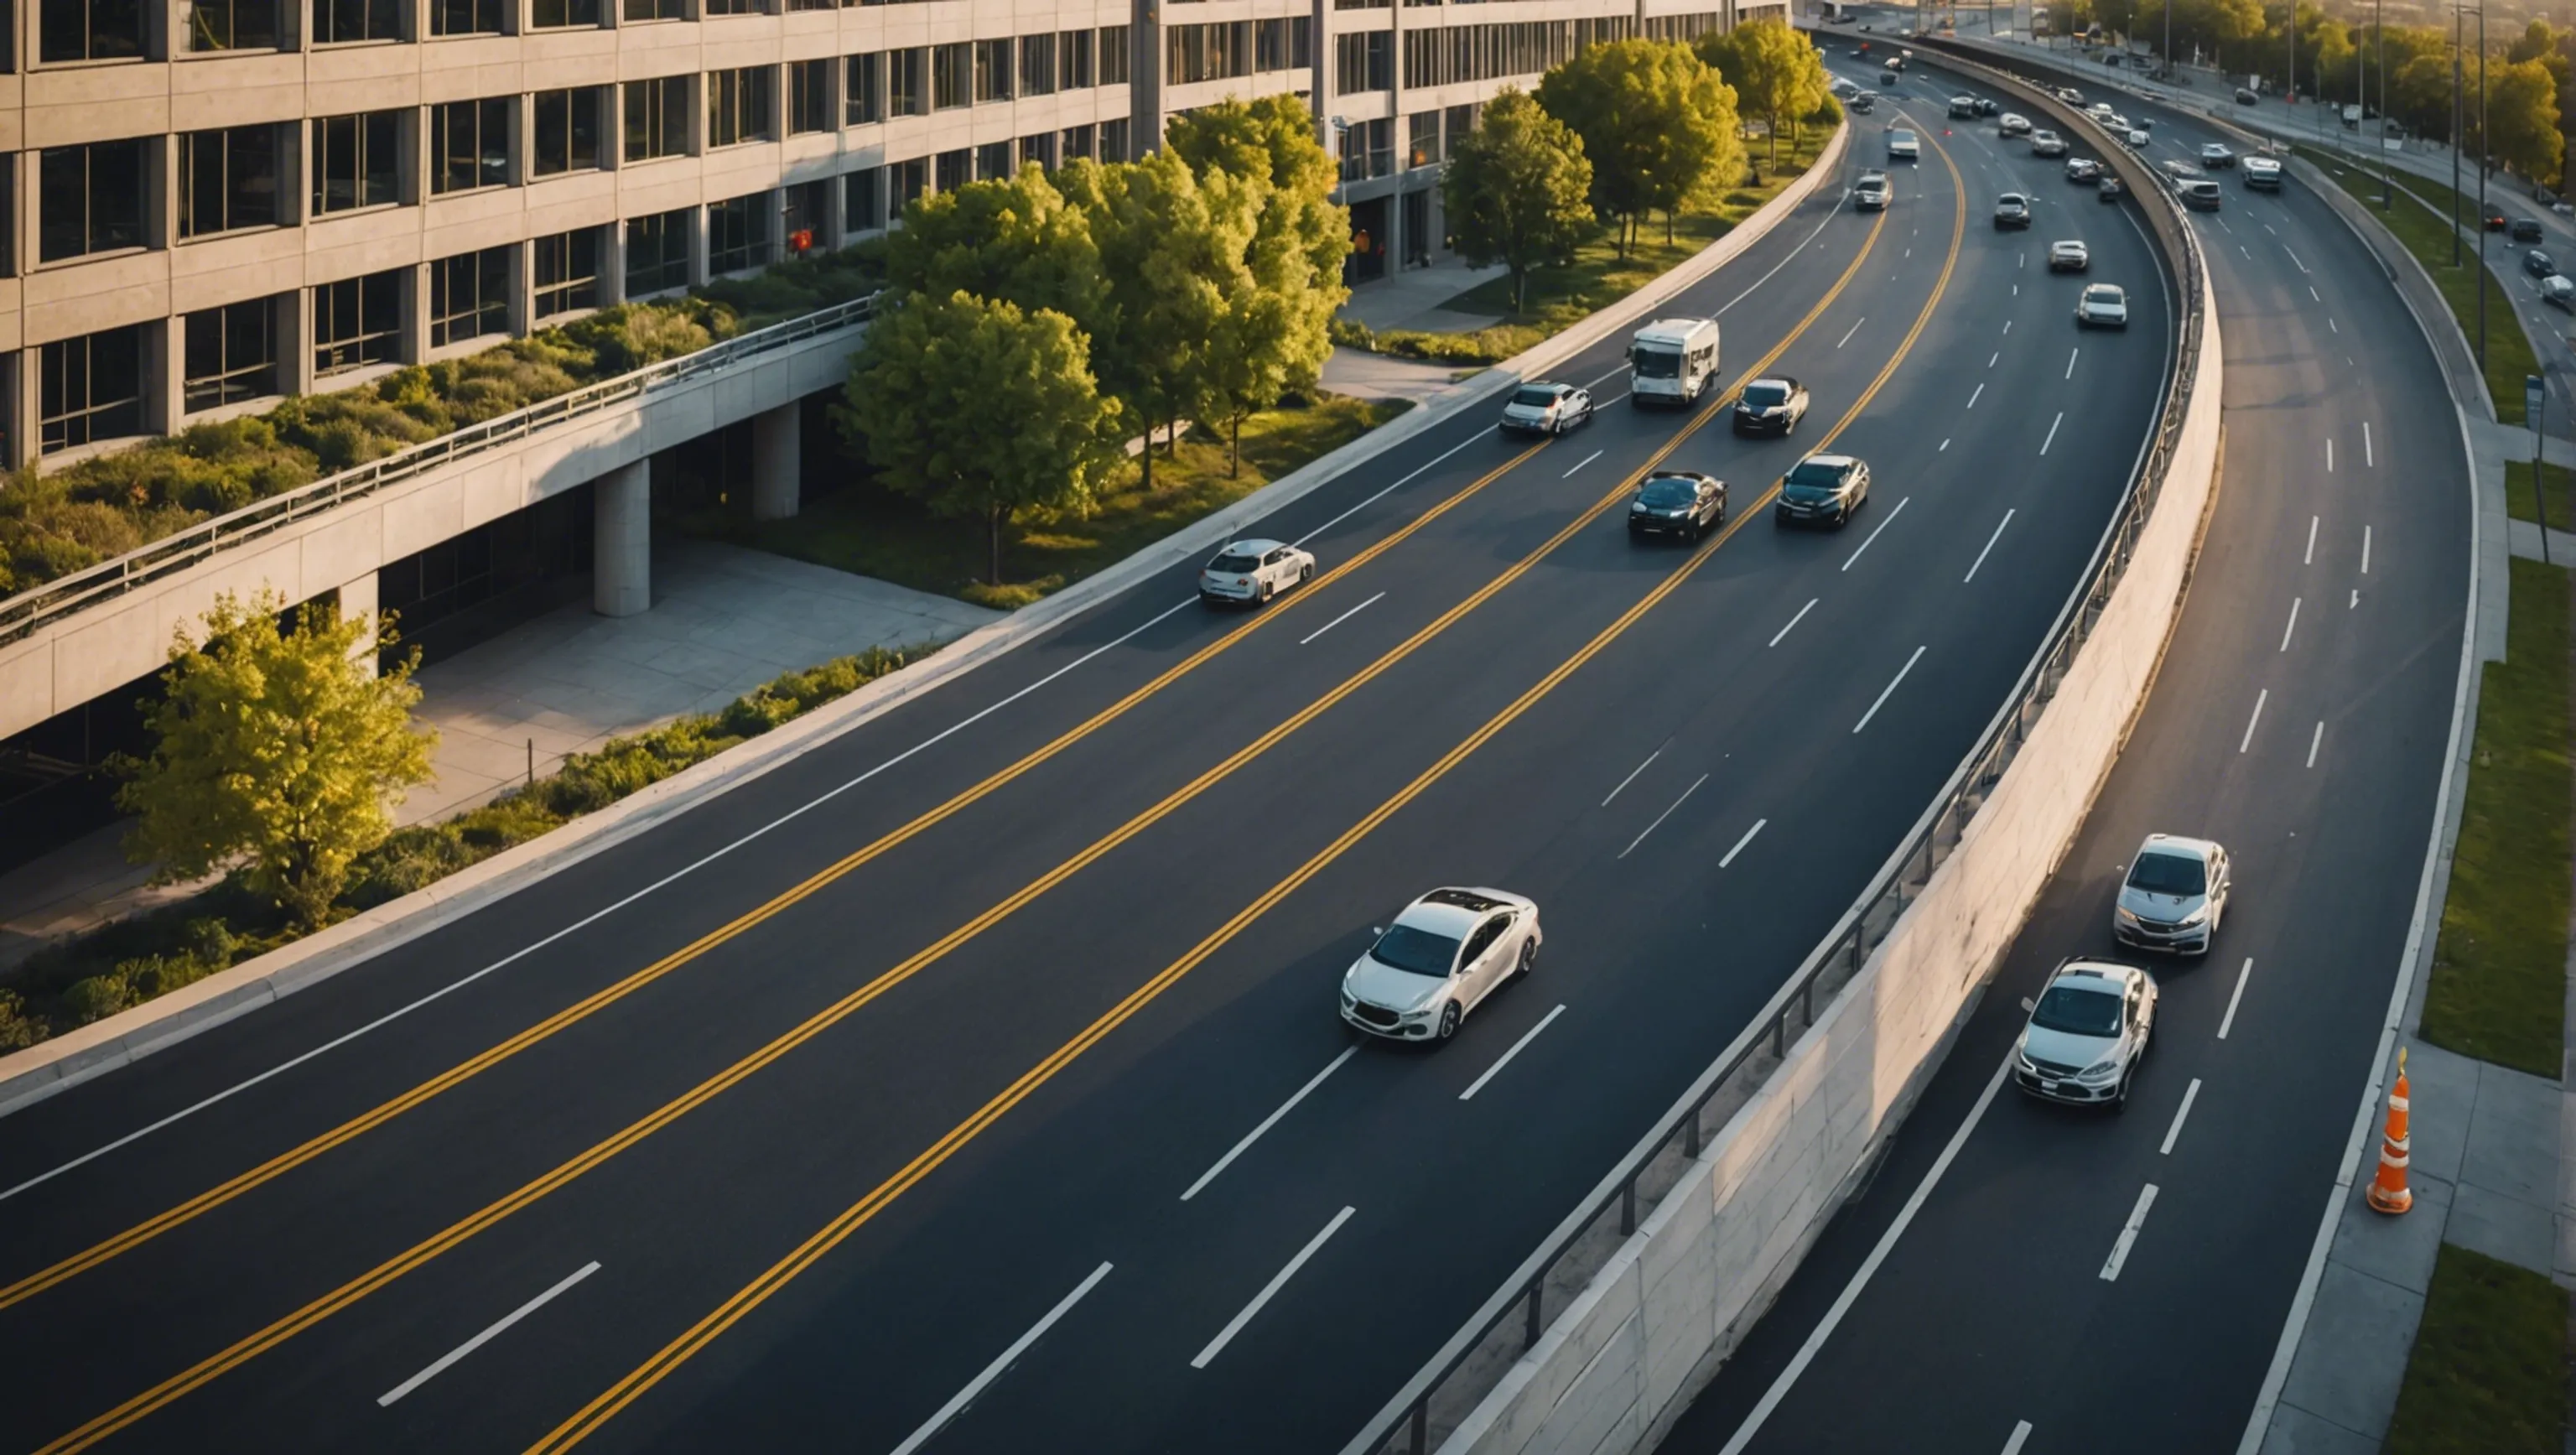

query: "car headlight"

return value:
[2116, 906, 2141, 924]
[2177, 906, 2210, 928]
[1400, 997, 1441, 1022]
[2077, 1057, 2123, 1083]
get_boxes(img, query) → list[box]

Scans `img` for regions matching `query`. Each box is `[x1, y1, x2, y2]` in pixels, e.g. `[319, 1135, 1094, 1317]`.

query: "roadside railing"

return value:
[1341, 48, 2210, 1455]
[0, 290, 884, 651]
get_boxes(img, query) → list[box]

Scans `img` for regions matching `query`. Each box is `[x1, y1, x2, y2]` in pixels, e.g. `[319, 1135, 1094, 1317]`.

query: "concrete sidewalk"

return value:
[0, 540, 995, 972]
[1337, 256, 1509, 334]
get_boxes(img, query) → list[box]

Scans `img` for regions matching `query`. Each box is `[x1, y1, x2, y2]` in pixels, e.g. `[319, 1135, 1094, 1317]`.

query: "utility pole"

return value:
[2379, 0, 2392, 211]
[2453, 2, 2464, 267]
[2477, 1, 2487, 368]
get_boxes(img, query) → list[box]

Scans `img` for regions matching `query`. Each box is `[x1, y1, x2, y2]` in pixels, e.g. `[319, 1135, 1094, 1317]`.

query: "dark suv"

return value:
[1774, 454, 1872, 529]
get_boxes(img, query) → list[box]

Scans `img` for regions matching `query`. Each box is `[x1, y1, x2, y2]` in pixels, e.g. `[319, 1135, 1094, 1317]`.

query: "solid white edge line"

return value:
[1459, 1005, 1569, 1102]
[2307, 720, 2324, 768]
[1715, 1055, 2015, 1455]
[2098, 1182, 2160, 1281]
[2039, 411, 2064, 455]
[1841, 496, 1911, 572]
[1851, 646, 1927, 735]
[1191, 1208, 1356, 1369]
[1563, 449, 1603, 478]
[2219, 957, 2253, 1042]
[2002, 1420, 2034, 1455]
[1619, 774, 1711, 860]
[1718, 818, 1769, 870]
[1180, 1048, 1359, 1202]
[1602, 749, 1662, 808]
[2237, 688, 2268, 754]
[1719, 181, 1852, 316]
[1768, 598, 1820, 648]
[891, 1261, 1114, 1455]
[2279, 596, 2302, 652]
[1291, 431, 1484, 549]
[1964, 509, 2016, 584]
[2159, 1078, 2203, 1156]
[377, 1260, 600, 1407]
[1298, 591, 1388, 647]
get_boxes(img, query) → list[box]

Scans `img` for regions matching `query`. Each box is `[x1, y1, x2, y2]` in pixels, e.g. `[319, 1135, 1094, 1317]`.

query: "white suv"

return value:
[2113, 833, 2231, 954]
[1197, 538, 1316, 606]
[2015, 960, 2159, 1109]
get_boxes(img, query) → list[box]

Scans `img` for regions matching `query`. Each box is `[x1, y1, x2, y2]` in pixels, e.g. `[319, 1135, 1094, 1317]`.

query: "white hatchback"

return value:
[1341, 887, 1542, 1043]
[1197, 538, 1316, 606]
[2014, 960, 2159, 1109]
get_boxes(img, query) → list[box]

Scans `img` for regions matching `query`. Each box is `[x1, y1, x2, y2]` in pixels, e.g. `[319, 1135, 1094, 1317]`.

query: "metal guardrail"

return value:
[0, 290, 883, 651]
[1343, 46, 2210, 1455]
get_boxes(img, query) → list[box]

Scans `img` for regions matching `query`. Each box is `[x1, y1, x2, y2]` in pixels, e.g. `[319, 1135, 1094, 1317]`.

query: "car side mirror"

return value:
[2020, 996, 2038, 1012]
[1370, 927, 1384, 937]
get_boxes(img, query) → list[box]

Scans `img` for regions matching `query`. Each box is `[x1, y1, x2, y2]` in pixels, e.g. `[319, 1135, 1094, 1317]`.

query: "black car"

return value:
[2483, 204, 2509, 231]
[1976, 97, 2002, 116]
[1994, 193, 2033, 229]
[1733, 376, 1811, 436]
[2527, 248, 2558, 278]
[1629, 471, 1727, 541]
[2235, 86, 2260, 104]
[2513, 217, 2546, 242]
[1774, 454, 1872, 529]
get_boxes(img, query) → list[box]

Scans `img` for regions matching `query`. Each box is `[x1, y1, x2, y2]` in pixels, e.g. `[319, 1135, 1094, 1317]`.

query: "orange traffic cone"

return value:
[2366, 1047, 2414, 1215]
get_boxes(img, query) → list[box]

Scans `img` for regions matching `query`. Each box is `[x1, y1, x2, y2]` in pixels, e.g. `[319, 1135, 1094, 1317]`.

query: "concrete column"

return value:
[593, 458, 651, 616]
[750, 400, 799, 521]
[337, 572, 380, 675]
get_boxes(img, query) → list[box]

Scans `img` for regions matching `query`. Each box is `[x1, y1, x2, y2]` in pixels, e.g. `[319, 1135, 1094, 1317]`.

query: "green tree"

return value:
[839, 289, 1127, 585]
[114, 592, 436, 929]
[2488, 58, 2564, 185]
[1538, 39, 1742, 256]
[1441, 87, 1598, 313]
[1166, 93, 1351, 291]
[1699, 18, 1829, 169]
[882, 164, 1104, 331]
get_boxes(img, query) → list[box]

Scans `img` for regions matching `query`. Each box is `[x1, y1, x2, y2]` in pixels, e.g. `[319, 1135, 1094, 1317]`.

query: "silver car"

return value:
[2075, 283, 2129, 328]
[1500, 382, 1595, 435]
[2015, 960, 2159, 1109]
[1197, 538, 1317, 606]
[1341, 887, 1542, 1043]
[2112, 833, 2231, 954]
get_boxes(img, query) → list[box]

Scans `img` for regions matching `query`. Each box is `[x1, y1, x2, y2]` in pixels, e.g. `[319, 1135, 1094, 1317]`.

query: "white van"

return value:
[1631, 318, 1721, 407]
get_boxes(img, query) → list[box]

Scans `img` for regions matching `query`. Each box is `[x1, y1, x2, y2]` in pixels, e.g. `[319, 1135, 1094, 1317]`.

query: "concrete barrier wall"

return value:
[1433, 112, 2227, 1455]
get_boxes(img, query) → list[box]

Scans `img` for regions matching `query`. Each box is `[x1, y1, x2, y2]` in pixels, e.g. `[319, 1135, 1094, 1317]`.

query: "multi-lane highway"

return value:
[1664, 47, 2472, 1455]
[0, 79, 2177, 1455]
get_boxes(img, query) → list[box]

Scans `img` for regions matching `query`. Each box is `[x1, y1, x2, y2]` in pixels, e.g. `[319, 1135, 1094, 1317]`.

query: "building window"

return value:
[39, 140, 148, 262]
[314, 270, 402, 377]
[845, 52, 881, 123]
[41, 0, 146, 62]
[430, 245, 512, 346]
[973, 39, 1010, 102]
[1057, 29, 1092, 89]
[1098, 25, 1130, 85]
[1099, 117, 1129, 163]
[530, 0, 599, 26]
[706, 192, 771, 274]
[973, 139, 1008, 180]
[844, 166, 881, 232]
[787, 60, 833, 135]
[1401, 18, 1626, 89]
[533, 227, 600, 318]
[178, 126, 281, 238]
[933, 148, 968, 193]
[1335, 31, 1391, 94]
[624, 76, 689, 162]
[184, 299, 278, 413]
[702, 0, 755, 14]
[708, 66, 773, 148]
[1408, 110, 1439, 169]
[625, 207, 689, 295]
[1445, 102, 1478, 150]
[1018, 132, 1056, 171]
[783, 179, 826, 254]
[888, 49, 926, 117]
[1257, 18, 1309, 70]
[621, 0, 680, 21]
[187, 0, 282, 50]
[532, 88, 604, 176]
[39, 325, 143, 452]
[1169, 23, 1252, 85]
[429, 0, 502, 34]
[889, 157, 924, 218]
[1018, 33, 1054, 97]
[1060, 125, 1093, 162]
[311, 0, 401, 43]
[312, 111, 402, 213]
[931, 43, 969, 111]
[430, 98, 512, 194]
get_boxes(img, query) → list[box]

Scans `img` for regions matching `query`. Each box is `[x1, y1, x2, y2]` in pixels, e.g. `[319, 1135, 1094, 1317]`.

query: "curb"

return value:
[0, 122, 1852, 1119]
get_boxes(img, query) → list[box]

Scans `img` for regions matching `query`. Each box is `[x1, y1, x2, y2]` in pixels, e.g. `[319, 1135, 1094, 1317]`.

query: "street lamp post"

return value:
[2378, 0, 2391, 211]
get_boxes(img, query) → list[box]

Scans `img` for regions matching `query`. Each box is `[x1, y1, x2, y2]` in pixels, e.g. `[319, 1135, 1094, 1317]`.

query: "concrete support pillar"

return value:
[594, 459, 651, 617]
[751, 401, 800, 522]
[337, 573, 380, 676]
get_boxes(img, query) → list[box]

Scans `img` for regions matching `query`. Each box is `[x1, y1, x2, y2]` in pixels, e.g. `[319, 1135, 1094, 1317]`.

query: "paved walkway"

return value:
[1337, 257, 1509, 333]
[0, 540, 996, 971]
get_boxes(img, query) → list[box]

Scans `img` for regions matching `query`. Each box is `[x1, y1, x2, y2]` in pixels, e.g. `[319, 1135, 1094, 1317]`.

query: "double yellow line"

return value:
[27, 190, 1902, 1455]
[526, 140, 1973, 1455]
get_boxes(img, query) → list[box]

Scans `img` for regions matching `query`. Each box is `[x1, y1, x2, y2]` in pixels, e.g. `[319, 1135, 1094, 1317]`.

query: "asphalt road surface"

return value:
[0, 91, 2177, 1455]
[1662, 53, 2472, 1455]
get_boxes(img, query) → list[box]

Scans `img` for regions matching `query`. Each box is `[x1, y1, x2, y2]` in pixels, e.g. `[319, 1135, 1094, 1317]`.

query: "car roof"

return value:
[1797, 452, 1859, 469]
[1218, 538, 1285, 554]
[1644, 470, 1716, 486]
[1746, 375, 1800, 388]
[1999, 192, 2028, 201]
[1396, 887, 1518, 937]
[2084, 282, 2126, 295]
[2049, 959, 2150, 991]
[2052, 238, 2087, 248]
[2135, 832, 2221, 860]
[1519, 381, 1576, 395]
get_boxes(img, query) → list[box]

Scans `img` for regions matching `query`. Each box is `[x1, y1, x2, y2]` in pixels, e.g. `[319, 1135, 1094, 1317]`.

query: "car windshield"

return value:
[1633, 346, 1683, 378]
[1209, 552, 1259, 573]
[2127, 850, 2208, 895]
[2086, 287, 2123, 303]
[2032, 983, 2125, 1037]
[1785, 460, 1849, 491]
[1892, 132, 1917, 143]
[1742, 382, 1789, 407]
[1639, 478, 1699, 507]
[1371, 924, 1461, 978]
[1512, 387, 1563, 408]
[2000, 195, 2025, 207]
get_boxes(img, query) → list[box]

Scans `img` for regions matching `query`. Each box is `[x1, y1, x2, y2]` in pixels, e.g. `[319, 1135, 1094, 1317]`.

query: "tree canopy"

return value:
[1537, 39, 1742, 255]
[1441, 87, 1597, 314]
[1699, 18, 1828, 168]
[883, 164, 1105, 333]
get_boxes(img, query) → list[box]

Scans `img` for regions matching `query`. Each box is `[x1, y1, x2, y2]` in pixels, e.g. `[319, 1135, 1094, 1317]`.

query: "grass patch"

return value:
[2296, 149, 2542, 424]
[2384, 1242, 2568, 1455]
[720, 393, 1409, 608]
[0, 646, 917, 1052]
[2421, 556, 2572, 1076]
[1335, 130, 1833, 366]
[2504, 458, 2576, 530]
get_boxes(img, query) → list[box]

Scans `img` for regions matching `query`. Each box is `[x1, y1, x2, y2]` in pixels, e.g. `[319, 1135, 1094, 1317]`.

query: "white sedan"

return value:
[1500, 382, 1596, 435]
[2014, 960, 2158, 1109]
[1197, 538, 1316, 606]
[1341, 887, 1541, 1043]
[2048, 239, 2091, 272]
[2075, 283, 2130, 328]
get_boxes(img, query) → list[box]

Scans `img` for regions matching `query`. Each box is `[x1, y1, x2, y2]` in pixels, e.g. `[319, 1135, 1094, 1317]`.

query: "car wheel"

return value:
[1436, 1002, 1462, 1041]
[2111, 1071, 2132, 1113]
[1514, 938, 1536, 980]
[1258, 579, 1275, 605]
[1298, 561, 1312, 585]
